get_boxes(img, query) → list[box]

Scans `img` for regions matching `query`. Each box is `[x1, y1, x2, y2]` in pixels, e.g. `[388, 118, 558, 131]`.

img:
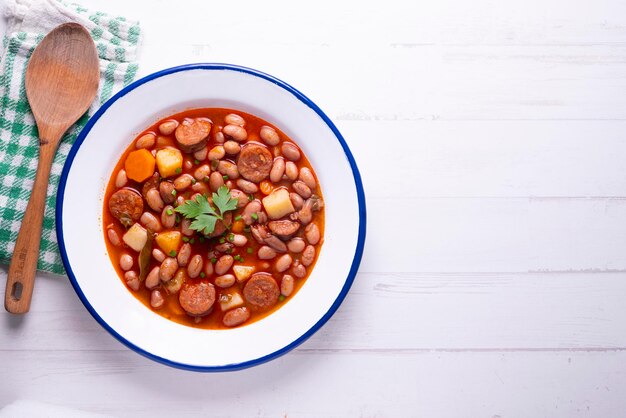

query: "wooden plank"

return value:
[343, 120, 626, 198]
[119, 0, 626, 46]
[129, 43, 626, 121]
[2, 349, 626, 417]
[363, 197, 626, 272]
[3, 270, 626, 351]
[106, 0, 626, 121]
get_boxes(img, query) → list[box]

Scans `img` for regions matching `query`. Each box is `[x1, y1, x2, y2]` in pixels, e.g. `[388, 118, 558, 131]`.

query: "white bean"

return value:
[159, 120, 178, 135]
[115, 169, 127, 188]
[177, 243, 191, 266]
[174, 174, 193, 191]
[223, 307, 250, 327]
[287, 237, 305, 253]
[292, 262, 306, 278]
[214, 131, 225, 144]
[159, 182, 176, 204]
[299, 167, 316, 189]
[224, 113, 245, 126]
[146, 189, 164, 212]
[270, 157, 285, 183]
[208, 145, 225, 161]
[285, 161, 298, 181]
[223, 124, 247, 141]
[107, 228, 121, 246]
[231, 234, 248, 247]
[215, 255, 234, 275]
[281, 274, 295, 297]
[242, 200, 262, 225]
[140, 212, 162, 232]
[161, 205, 176, 228]
[145, 266, 160, 289]
[204, 259, 214, 276]
[119, 254, 133, 271]
[152, 249, 166, 262]
[292, 181, 312, 199]
[260, 125, 280, 146]
[289, 193, 304, 211]
[135, 133, 156, 149]
[215, 274, 236, 288]
[159, 257, 178, 282]
[209, 171, 225, 192]
[187, 255, 203, 278]
[193, 146, 208, 161]
[191, 181, 207, 193]
[224, 140, 241, 155]
[125, 271, 140, 291]
[236, 179, 258, 194]
[302, 245, 316, 266]
[218, 160, 239, 179]
[258, 246, 277, 259]
[150, 289, 165, 308]
[305, 223, 320, 245]
[194, 164, 211, 181]
[282, 142, 301, 161]
[275, 254, 292, 272]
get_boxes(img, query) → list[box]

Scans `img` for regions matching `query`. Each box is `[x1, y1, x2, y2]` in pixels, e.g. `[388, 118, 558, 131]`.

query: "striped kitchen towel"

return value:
[0, 0, 142, 274]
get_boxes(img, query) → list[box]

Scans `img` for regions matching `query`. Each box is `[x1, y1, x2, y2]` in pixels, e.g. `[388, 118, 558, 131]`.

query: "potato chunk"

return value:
[262, 188, 295, 220]
[122, 223, 148, 252]
[233, 265, 255, 282]
[155, 231, 182, 255]
[219, 291, 244, 311]
[155, 147, 183, 178]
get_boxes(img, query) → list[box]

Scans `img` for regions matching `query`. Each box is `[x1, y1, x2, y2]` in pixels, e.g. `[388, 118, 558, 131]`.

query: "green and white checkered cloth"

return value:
[0, 0, 142, 275]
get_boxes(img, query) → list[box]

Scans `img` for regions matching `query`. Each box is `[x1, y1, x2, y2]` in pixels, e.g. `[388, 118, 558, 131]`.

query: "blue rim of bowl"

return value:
[56, 63, 367, 372]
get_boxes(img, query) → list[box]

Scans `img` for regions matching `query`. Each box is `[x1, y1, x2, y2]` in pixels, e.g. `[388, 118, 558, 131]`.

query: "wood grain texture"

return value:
[3, 0, 626, 416]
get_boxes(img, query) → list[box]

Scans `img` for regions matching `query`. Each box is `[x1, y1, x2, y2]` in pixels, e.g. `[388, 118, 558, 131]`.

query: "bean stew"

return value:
[103, 109, 324, 329]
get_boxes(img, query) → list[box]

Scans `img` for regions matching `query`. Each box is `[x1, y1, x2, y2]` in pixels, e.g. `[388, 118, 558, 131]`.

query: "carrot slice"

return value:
[231, 219, 245, 233]
[125, 149, 156, 182]
[259, 180, 274, 195]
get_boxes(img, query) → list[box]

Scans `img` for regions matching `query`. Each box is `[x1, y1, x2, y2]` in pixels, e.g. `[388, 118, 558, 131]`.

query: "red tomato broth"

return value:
[103, 108, 324, 330]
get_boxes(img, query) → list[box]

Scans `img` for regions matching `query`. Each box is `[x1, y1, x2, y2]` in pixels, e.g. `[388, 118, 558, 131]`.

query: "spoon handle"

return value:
[5, 145, 56, 313]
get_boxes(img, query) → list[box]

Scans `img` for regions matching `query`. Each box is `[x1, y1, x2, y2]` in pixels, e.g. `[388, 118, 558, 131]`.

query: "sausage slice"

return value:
[268, 220, 300, 239]
[109, 188, 143, 227]
[175, 118, 212, 153]
[179, 281, 216, 316]
[237, 143, 272, 183]
[243, 273, 279, 310]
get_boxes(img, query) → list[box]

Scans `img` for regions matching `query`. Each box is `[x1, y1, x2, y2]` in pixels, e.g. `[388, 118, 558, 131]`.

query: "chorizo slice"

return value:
[175, 118, 212, 153]
[179, 281, 216, 317]
[237, 143, 273, 183]
[243, 273, 280, 310]
[109, 188, 143, 227]
[268, 220, 300, 239]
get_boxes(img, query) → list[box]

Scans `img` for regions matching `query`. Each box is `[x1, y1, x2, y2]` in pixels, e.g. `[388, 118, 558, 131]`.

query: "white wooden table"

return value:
[3, 0, 626, 416]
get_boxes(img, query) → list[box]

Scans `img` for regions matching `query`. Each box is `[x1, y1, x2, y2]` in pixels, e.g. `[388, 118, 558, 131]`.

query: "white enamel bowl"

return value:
[57, 64, 366, 371]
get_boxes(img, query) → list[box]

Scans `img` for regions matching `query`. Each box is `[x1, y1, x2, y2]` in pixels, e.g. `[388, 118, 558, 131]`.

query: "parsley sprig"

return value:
[175, 186, 238, 235]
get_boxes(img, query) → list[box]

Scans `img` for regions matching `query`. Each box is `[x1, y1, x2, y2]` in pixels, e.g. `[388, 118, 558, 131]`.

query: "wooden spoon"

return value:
[4, 23, 99, 313]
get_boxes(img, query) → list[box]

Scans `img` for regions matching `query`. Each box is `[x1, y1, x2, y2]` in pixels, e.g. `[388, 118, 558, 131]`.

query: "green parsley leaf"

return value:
[213, 186, 238, 214]
[190, 213, 218, 236]
[174, 186, 239, 236]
